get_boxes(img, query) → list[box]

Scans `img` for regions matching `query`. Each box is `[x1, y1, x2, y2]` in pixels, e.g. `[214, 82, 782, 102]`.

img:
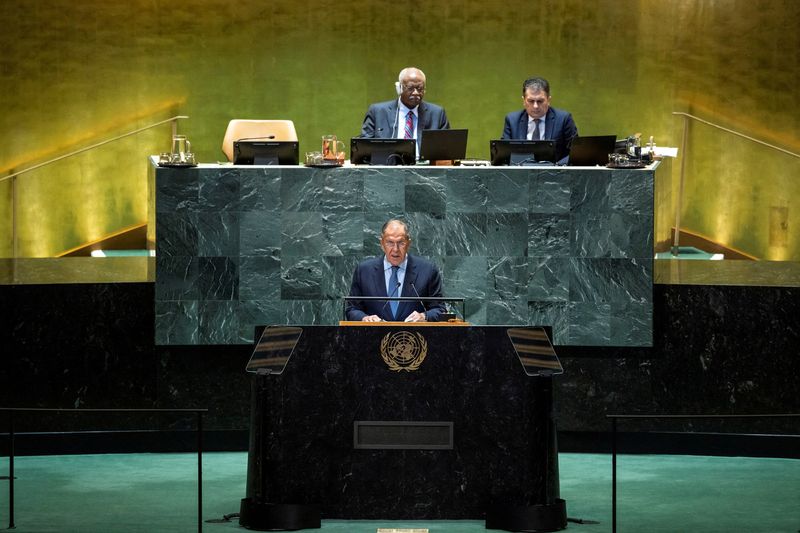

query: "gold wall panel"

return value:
[1, 0, 798, 260]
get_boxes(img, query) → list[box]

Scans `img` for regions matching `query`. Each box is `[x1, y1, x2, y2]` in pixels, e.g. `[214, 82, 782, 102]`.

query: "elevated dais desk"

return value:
[240, 324, 566, 532]
[150, 160, 656, 347]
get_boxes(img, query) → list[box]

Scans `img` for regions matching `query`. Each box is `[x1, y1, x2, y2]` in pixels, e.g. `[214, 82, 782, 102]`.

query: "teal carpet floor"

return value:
[1, 452, 798, 532]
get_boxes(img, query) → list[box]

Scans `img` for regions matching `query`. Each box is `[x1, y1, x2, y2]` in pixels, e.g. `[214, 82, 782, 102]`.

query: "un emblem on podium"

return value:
[380, 331, 428, 372]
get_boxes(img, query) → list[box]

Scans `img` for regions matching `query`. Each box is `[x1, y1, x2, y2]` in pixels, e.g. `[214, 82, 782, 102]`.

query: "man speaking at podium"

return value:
[346, 219, 445, 322]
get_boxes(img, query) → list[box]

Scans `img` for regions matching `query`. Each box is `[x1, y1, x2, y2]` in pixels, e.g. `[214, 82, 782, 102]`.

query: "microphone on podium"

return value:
[236, 135, 276, 141]
[410, 282, 428, 314]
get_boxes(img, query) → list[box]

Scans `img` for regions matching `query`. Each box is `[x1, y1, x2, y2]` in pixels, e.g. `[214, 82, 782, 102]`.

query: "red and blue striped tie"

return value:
[404, 111, 414, 139]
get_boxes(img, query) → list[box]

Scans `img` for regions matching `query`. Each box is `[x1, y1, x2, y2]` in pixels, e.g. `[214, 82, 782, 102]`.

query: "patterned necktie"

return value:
[404, 111, 415, 139]
[389, 266, 400, 319]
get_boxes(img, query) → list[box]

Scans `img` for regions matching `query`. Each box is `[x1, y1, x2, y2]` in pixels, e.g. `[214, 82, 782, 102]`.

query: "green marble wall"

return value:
[1, 0, 798, 259]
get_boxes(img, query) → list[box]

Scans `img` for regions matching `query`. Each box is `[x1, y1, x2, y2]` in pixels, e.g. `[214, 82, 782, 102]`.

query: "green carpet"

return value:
[1, 453, 798, 532]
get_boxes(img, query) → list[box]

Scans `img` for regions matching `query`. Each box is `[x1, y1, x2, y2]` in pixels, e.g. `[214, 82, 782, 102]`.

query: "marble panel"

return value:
[155, 168, 199, 213]
[155, 212, 198, 257]
[280, 299, 322, 324]
[484, 170, 529, 213]
[239, 171, 281, 211]
[443, 256, 489, 301]
[571, 213, 654, 258]
[237, 299, 284, 343]
[530, 169, 571, 214]
[155, 255, 199, 301]
[281, 258, 323, 299]
[444, 213, 488, 256]
[444, 173, 487, 213]
[486, 213, 528, 256]
[486, 256, 529, 300]
[199, 168, 241, 211]
[529, 213, 571, 257]
[321, 212, 364, 256]
[528, 301, 571, 344]
[404, 212, 449, 257]
[197, 256, 238, 301]
[568, 302, 612, 345]
[570, 170, 612, 214]
[608, 169, 654, 214]
[199, 300, 240, 344]
[197, 211, 240, 257]
[569, 258, 652, 304]
[155, 300, 199, 345]
[280, 171, 325, 211]
[363, 169, 405, 212]
[405, 171, 447, 214]
[318, 172, 364, 212]
[239, 254, 281, 301]
[240, 211, 281, 256]
[281, 212, 324, 257]
[528, 257, 570, 302]
[321, 255, 362, 300]
[610, 300, 653, 346]
[486, 298, 528, 325]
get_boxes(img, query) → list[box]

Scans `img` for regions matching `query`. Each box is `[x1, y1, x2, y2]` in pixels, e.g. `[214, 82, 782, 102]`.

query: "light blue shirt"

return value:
[383, 256, 407, 298]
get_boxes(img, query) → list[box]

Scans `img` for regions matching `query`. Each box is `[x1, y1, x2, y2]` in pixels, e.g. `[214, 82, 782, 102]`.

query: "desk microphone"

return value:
[236, 135, 276, 141]
[410, 282, 428, 314]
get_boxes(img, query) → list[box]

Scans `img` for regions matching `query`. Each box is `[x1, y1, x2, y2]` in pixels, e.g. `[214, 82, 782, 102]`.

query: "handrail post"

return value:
[9, 409, 15, 529]
[672, 114, 690, 256]
[611, 416, 617, 533]
[197, 410, 203, 533]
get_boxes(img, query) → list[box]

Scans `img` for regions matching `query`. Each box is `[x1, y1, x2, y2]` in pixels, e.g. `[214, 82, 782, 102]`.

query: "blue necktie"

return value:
[389, 266, 400, 319]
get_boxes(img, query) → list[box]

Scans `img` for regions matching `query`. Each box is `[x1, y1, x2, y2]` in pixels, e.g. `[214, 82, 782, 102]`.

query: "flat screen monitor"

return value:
[489, 139, 556, 166]
[350, 138, 416, 166]
[567, 135, 617, 166]
[234, 141, 299, 165]
[420, 129, 468, 161]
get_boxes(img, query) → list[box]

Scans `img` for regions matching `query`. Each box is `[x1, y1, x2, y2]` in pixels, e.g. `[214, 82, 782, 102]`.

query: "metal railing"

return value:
[1, 407, 207, 532]
[606, 412, 800, 533]
[1, 115, 188, 257]
[671, 112, 800, 257]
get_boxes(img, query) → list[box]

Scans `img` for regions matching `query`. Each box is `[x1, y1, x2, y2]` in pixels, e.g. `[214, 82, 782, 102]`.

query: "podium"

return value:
[240, 324, 566, 531]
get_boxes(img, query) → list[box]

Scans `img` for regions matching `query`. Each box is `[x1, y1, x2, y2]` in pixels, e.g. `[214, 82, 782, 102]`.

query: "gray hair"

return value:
[381, 219, 411, 240]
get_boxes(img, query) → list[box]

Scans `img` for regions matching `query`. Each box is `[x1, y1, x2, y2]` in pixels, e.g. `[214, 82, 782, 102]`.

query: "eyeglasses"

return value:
[383, 240, 408, 250]
[402, 84, 426, 94]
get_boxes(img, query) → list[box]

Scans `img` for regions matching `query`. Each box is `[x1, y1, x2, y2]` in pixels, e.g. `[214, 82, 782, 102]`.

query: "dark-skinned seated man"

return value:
[346, 219, 445, 322]
[360, 67, 450, 157]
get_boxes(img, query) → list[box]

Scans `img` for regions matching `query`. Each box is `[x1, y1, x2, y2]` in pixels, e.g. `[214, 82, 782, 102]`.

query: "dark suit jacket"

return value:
[361, 100, 450, 138]
[502, 107, 578, 163]
[346, 254, 445, 322]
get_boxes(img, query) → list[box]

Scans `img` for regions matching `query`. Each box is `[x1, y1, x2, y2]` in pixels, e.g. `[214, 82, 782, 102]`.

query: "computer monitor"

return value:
[350, 138, 416, 166]
[567, 135, 617, 166]
[420, 129, 468, 161]
[489, 139, 556, 166]
[233, 141, 299, 165]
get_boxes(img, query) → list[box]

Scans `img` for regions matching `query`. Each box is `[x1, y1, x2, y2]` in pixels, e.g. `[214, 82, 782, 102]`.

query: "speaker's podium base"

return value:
[239, 499, 320, 530]
[486, 499, 567, 532]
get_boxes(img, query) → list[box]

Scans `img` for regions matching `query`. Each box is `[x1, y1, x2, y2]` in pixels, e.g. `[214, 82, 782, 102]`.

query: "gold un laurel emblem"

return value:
[380, 331, 428, 372]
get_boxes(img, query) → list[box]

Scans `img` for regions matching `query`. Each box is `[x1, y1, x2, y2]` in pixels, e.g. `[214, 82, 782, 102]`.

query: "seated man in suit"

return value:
[502, 76, 578, 163]
[360, 67, 450, 153]
[346, 219, 445, 322]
